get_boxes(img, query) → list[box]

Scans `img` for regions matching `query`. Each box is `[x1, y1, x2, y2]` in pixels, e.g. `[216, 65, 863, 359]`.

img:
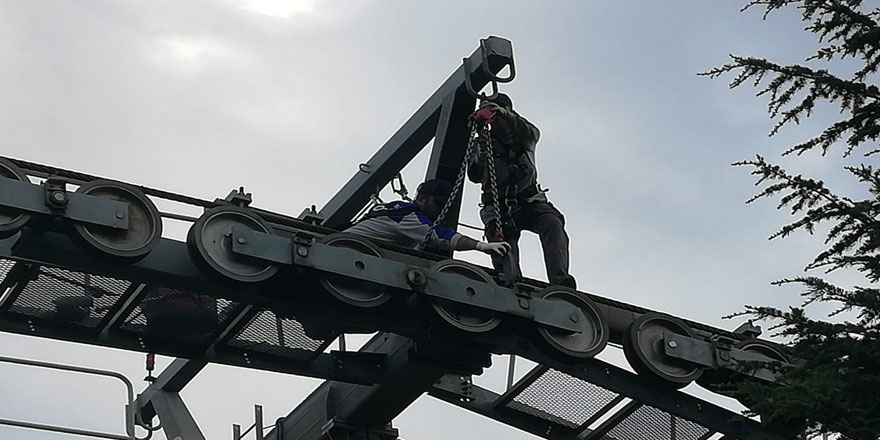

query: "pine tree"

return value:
[700, 1, 880, 439]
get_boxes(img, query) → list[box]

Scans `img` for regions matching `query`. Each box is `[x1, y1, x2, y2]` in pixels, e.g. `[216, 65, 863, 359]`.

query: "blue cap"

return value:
[417, 179, 453, 200]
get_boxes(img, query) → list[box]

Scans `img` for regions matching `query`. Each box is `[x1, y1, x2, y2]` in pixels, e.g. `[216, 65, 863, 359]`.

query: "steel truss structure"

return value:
[0, 37, 801, 440]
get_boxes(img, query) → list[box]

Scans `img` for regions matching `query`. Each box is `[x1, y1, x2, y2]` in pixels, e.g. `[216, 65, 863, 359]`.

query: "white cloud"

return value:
[234, 0, 317, 18]
[149, 36, 240, 75]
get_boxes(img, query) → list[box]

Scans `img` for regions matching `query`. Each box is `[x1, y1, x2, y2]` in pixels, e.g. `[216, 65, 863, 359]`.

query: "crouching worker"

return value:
[346, 179, 510, 257]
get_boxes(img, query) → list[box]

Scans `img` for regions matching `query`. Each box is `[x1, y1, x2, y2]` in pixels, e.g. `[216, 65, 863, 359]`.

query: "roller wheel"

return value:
[317, 233, 390, 308]
[0, 158, 32, 238]
[534, 287, 608, 360]
[187, 205, 279, 283]
[623, 312, 703, 388]
[430, 260, 501, 333]
[733, 340, 790, 407]
[736, 340, 791, 364]
[698, 338, 791, 397]
[72, 180, 162, 262]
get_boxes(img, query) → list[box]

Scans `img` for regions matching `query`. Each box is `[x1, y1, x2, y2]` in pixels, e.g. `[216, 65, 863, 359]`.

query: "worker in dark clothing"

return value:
[467, 93, 576, 288]
[346, 179, 511, 257]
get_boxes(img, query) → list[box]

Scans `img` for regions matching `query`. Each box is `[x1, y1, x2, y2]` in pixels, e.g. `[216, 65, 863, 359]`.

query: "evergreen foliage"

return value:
[701, 1, 880, 439]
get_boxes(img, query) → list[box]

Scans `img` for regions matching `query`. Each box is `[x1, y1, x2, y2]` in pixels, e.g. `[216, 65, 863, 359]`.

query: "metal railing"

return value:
[0, 354, 156, 440]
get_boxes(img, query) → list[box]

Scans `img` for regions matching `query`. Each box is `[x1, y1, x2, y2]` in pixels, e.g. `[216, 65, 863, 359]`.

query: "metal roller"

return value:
[698, 338, 791, 395]
[318, 233, 391, 308]
[430, 260, 501, 333]
[187, 205, 279, 283]
[0, 158, 32, 238]
[534, 287, 608, 360]
[72, 180, 162, 262]
[623, 312, 704, 388]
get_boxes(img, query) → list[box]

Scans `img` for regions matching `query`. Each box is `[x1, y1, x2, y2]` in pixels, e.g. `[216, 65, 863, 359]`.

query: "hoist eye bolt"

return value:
[480, 38, 516, 84]
[463, 57, 499, 101]
[462, 37, 516, 101]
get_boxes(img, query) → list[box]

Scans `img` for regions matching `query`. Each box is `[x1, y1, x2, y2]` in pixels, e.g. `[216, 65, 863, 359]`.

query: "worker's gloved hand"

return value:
[471, 106, 496, 124]
[476, 241, 511, 257]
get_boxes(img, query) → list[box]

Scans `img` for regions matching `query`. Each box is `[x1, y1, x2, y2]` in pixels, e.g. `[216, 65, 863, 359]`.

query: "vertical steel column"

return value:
[424, 89, 478, 231]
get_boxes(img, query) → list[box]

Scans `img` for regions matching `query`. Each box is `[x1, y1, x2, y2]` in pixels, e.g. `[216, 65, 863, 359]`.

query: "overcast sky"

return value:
[0, 1, 859, 439]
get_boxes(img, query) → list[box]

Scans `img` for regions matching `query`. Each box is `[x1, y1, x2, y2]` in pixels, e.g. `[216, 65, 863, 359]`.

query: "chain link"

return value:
[420, 124, 479, 248]
[481, 125, 505, 240]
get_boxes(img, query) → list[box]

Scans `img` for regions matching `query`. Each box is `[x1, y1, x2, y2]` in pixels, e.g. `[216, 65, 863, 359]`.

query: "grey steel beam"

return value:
[424, 89, 478, 231]
[0, 227, 795, 440]
[150, 391, 207, 440]
[318, 36, 513, 229]
[268, 333, 453, 440]
[539, 357, 789, 440]
[97, 283, 147, 338]
[581, 401, 641, 440]
[494, 364, 550, 409]
[429, 375, 580, 440]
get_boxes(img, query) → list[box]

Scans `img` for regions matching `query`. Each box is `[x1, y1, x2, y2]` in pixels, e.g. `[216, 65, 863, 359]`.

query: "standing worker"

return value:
[467, 93, 577, 288]
[346, 178, 511, 257]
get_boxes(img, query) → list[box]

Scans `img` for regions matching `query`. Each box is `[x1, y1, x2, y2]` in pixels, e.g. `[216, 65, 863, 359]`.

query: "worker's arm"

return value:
[472, 102, 539, 154]
[397, 213, 509, 256]
[428, 225, 510, 257]
[452, 234, 510, 256]
[493, 108, 540, 154]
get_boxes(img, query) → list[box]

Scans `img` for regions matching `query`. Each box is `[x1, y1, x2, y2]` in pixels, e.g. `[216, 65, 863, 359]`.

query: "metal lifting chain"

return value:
[419, 124, 480, 249]
[481, 124, 505, 241]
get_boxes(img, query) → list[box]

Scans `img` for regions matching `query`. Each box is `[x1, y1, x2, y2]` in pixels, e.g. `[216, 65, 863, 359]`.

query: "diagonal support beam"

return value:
[149, 391, 207, 440]
[319, 36, 513, 229]
[430, 375, 580, 440]
[268, 333, 451, 440]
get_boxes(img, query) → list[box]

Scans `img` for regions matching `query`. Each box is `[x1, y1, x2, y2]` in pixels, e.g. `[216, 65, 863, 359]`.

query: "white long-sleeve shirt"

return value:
[345, 202, 463, 251]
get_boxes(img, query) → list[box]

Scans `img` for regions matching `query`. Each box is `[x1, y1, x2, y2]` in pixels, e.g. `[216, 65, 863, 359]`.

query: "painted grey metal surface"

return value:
[0, 219, 796, 439]
[0, 175, 130, 229]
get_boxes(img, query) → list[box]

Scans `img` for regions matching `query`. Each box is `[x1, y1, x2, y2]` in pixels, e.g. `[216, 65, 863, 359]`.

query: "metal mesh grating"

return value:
[227, 309, 325, 362]
[605, 405, 710, 440]
[0, 259, 16, 286]
[7, 266, 130, 327]
[506, 368, 619, 429]
[119, 286, 238, 346]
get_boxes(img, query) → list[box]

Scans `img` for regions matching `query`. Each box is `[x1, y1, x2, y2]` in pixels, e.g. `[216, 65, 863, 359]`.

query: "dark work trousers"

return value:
[481, 200, 573, 286]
